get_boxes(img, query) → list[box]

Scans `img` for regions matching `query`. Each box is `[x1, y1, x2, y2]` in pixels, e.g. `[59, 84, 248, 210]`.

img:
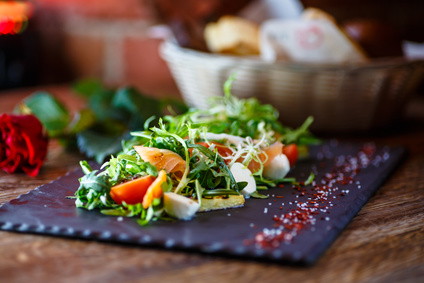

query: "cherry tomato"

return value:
[283, 144, 298, 167]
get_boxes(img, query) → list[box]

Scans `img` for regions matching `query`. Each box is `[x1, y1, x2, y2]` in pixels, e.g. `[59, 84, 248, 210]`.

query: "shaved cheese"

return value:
[164, 192, 200, 220]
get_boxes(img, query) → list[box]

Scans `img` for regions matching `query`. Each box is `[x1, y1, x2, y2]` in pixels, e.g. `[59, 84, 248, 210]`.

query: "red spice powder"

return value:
[253, 143, 382, 248]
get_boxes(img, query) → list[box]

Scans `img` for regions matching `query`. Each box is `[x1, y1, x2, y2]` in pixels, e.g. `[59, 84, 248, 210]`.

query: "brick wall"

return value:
[28, 0, 424, 100]
[31, 0, 180, 99]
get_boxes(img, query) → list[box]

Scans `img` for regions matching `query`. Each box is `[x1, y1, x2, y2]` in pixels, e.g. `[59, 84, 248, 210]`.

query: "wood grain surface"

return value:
[0, 87, 423, 283]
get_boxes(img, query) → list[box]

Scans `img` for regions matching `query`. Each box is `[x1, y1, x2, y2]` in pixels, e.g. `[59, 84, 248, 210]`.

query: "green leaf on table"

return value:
[112, 86, 162, 130]
[67, 108, 96, 134]
[73, 78, 105, 98]
[74, 86, 169, 162]
[87, 89, 123, 121]
[73, 78, 123, 121]
[77, 127, 130, 163]
[17, 91, 70, 137]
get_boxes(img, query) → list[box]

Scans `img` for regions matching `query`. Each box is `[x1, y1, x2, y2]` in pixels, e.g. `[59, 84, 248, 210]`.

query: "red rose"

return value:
[0, 114, 48, 177]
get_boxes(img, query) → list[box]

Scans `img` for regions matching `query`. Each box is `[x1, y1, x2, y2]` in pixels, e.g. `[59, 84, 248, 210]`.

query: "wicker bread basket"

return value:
[160, 40, 424, 132]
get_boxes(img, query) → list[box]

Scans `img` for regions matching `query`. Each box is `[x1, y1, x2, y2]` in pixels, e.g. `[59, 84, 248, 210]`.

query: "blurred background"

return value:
[1, 0, 423, 99]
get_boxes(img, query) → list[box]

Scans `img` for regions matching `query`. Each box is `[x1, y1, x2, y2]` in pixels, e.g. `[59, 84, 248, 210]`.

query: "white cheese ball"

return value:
[230, 162, 256, 196]
[263, 154, 290, 180]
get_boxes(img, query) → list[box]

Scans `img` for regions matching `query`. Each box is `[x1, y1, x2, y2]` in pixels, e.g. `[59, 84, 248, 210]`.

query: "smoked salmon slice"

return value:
[245, 141, 283, 173]
[134, 146, 186, 176]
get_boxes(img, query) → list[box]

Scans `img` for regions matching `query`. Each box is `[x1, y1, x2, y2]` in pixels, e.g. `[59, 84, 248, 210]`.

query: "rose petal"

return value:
[22, 161, 41, 177]
[0, 114, 48, 177]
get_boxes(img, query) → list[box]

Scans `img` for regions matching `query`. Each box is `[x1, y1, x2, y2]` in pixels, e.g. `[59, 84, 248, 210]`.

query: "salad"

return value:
[73, 76, 317, 225]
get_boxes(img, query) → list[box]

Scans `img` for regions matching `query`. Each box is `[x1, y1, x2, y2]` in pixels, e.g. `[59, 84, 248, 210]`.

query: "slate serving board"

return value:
[0, 141, 405, 265]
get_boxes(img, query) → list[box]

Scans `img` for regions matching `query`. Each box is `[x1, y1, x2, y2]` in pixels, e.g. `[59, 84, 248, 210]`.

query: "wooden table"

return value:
[1, 86, 423, 283]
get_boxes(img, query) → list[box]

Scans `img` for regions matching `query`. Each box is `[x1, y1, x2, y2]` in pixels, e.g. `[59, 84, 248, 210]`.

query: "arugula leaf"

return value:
[101, 203, 144, 217]
[103, 151, 158, 186]
[74, 170, 113, 210]
[79, 160, 93, 175]
[201, 189, 240, 197]
[304, 172, 315, 185]
[249, 191, 269, 199]
[188, 143, 239, 192]
[138, 206, 155, 226]
[281, 116, 317, 145]
[255, 176, 297, 188]
[194, 180, 204, 205]
[236, 181, 248, 191]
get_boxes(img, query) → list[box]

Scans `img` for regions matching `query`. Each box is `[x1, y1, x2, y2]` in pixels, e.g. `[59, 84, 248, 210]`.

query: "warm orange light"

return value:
[12, 16, 23, 33]
[0, 1, 33, 35]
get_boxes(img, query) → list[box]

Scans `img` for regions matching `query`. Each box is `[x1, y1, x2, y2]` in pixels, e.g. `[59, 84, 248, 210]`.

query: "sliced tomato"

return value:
[283, 144, 298, 167]
[211, 142, 233, 159]
[110, 175, 156, 205]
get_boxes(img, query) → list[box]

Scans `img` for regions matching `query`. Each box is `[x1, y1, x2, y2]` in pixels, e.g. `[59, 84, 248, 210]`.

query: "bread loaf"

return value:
[204, 16, 260, 55]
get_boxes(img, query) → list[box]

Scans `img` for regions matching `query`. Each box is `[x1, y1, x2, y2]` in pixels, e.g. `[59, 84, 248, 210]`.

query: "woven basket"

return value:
[160, 40, 424, 132]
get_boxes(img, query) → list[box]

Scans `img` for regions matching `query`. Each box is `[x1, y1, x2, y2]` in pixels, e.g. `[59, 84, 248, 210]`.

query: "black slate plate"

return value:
[0, 141, 405, 265]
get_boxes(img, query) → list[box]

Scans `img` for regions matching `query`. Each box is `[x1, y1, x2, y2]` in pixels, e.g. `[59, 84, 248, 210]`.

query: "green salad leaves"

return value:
[70, 75, 317, 225]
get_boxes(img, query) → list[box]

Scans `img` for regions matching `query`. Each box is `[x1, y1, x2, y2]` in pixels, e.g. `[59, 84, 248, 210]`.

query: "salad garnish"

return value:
[72, 75, 317, 224]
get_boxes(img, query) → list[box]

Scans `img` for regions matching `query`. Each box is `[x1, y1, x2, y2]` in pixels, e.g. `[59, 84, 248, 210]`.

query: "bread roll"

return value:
[301, 7, 337, 24]
[204, 15, 260, 55]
